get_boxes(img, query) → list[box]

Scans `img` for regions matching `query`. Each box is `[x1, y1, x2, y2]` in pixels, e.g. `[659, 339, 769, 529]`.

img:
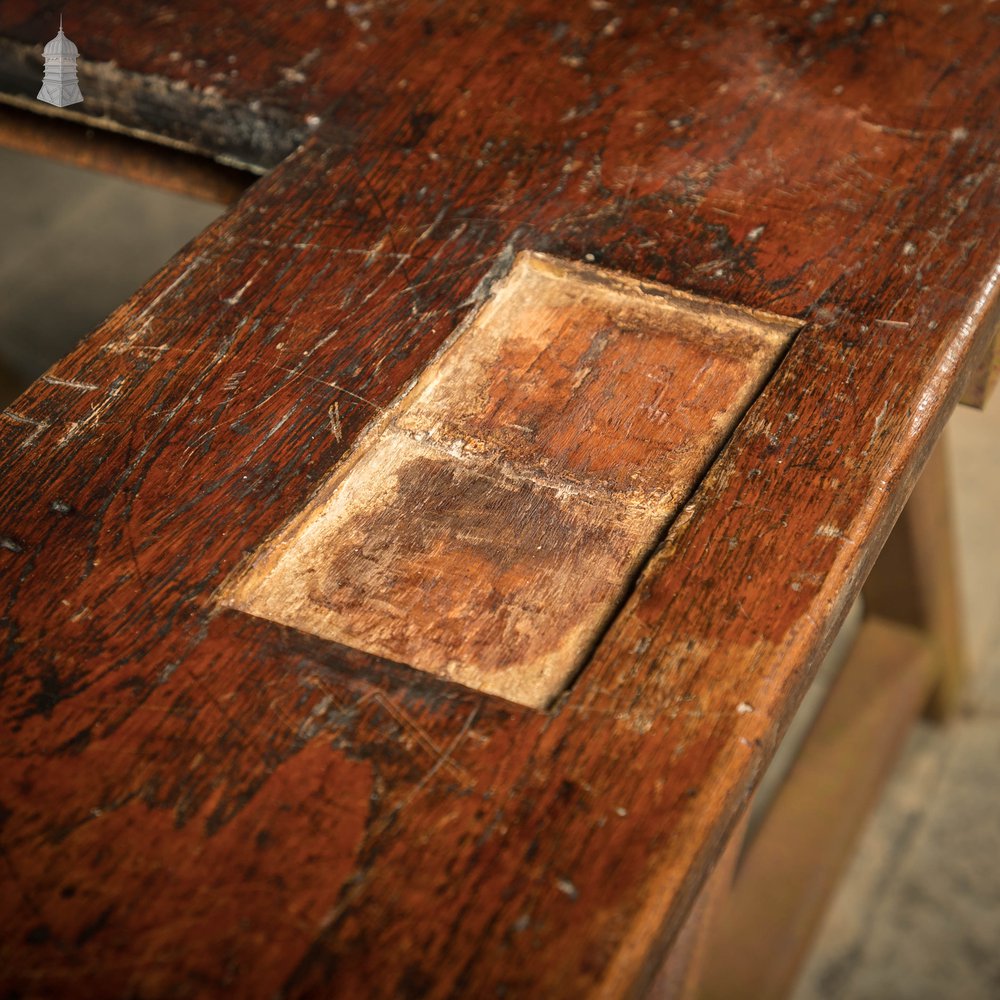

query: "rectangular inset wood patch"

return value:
[221, 253, 799, 708]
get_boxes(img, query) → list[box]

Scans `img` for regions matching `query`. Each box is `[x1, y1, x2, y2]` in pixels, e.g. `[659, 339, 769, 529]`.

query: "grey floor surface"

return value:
[0, 144, 997, 999]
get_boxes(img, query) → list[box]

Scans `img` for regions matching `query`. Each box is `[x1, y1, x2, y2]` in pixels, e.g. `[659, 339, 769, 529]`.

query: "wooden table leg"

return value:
[861, 431, 967, 720]
[693, 619, 934, 1000]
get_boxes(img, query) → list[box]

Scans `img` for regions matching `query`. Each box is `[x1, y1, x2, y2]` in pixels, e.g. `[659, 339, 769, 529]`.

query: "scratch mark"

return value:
[303, 328, 341, 357]
[304, 700, 481, 932]
[42, 375, 98, 392]
[2, 411, 49, 448]
[872, 399, 889, 436]
[874, 318, 910, 328]
[105, 316, 156, 355]
[815, 524, 856, 543]
[141, 255, 209, 316]
[57, 382, 125, 447]
[328, 402, 343, 441]
[265, 410, 293, 442]
[856, 117, 951, 141]
[414, 206, 448, 244]
[234, 238, 420, 259]
[299, 677, 477, 791]
[225, 273, 257, 305]
[271, 364, 386, 412]
[350, 151, 418, 296]
[363, 690, 473, 786]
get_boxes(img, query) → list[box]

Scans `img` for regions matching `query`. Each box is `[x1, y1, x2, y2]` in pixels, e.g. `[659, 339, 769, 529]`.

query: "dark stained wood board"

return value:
[0, 2, 998, 998]
[0, 102, 251, 203]
[223, 252, 797, 708]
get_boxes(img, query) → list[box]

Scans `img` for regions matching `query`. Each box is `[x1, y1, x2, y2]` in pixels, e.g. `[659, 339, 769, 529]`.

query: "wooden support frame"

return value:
[862, 433, 966, 720]
[960, 290, 1000, 408]
[0, 102, 251, 204]
[696, 618, 934, 1000]
[691, 437, 967, 999]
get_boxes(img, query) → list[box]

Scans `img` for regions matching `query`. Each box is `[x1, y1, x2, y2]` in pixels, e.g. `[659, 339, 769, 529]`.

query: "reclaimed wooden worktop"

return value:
[1, 2, 997, 996]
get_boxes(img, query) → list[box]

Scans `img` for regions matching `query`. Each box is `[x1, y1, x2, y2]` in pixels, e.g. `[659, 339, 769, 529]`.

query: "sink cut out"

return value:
[221, 252, 799, 708]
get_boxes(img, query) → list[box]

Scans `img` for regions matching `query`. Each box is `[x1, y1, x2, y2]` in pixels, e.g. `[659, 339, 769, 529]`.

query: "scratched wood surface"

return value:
[224, 253, 797, 708]
[0, 2, 998, 998]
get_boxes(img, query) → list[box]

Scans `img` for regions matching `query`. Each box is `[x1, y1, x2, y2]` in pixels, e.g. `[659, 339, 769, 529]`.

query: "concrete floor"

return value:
[1, 144, 997, 998]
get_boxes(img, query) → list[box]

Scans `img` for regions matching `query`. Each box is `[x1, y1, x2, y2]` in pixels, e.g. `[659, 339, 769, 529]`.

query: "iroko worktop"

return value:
[0, 3, 998, 997]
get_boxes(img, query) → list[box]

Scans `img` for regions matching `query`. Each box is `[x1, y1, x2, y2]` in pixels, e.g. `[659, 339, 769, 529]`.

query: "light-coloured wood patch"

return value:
[221, 253, 799, 708]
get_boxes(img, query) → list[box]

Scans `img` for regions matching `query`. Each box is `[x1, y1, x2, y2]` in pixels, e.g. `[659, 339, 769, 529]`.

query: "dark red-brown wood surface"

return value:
[1, 2, 998, 997]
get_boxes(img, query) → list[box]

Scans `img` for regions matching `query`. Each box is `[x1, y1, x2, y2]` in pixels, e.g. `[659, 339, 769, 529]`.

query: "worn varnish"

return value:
[224, 253, 796, 707]
[0, 2, 998, 999]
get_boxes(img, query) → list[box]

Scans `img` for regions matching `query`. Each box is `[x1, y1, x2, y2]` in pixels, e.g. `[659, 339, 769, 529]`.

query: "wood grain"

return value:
[0, 2, 997, 998]
[960, 293, 1000, 406]
[224, 253, 796, 707]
